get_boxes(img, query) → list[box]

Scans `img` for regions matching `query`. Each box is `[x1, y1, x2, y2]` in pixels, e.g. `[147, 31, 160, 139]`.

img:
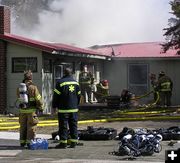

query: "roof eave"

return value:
[52, 50, 111, 60]
[0, 34, 55, 53]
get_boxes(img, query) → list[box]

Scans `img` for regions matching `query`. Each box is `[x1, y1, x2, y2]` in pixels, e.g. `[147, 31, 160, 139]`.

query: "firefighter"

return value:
[17, 70, 43, 148]
[79, 65, 93, 103]
[156, 71, 173, 106]
[120, 89, 132, 108]
[149, 73, 158, 101]
[52, 68, 81, 148]
[94, 80, 109, 103]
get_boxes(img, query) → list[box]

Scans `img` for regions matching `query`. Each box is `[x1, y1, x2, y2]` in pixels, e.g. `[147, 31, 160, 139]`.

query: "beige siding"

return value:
[149, 59, 180, 105]
[6, 43, 42, 114]
[104, 58, 180, 105]
[104, 60, 127, 96]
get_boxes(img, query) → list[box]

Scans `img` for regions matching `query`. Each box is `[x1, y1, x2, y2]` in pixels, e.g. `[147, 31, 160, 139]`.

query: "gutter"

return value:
[52, 50, 112, 60]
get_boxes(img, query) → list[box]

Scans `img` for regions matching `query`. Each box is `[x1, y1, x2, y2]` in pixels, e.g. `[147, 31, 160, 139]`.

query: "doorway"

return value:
[54, 65, 63, 87]
[53, 62, 74, 88]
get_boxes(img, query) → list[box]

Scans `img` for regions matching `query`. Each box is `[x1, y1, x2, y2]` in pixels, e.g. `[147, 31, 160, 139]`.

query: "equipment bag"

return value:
[29, 138, 48, 150]
[78, 126, 117, 140]
[51, 127, 117, 141]
[154, 126, 180, 140]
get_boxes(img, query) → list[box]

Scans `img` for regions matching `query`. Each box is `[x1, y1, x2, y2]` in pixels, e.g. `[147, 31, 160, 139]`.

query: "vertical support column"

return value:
[0, 6, 10, 113]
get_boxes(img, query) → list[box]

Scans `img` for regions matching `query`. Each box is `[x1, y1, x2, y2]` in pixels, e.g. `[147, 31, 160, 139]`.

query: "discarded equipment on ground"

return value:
[78, 126, 117, 140]
[153, 126, 180, 140]
[51, 126, 117, 141]
[111, 127, 162, 157]
[29, 138, 48, 150]
[116, 133, 162, 157]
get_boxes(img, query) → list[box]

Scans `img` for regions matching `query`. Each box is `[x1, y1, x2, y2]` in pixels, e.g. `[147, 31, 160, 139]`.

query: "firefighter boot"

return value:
[69, 142, 76, 148]
[20, 143, 26, 147]
[55, 143, 67, 149]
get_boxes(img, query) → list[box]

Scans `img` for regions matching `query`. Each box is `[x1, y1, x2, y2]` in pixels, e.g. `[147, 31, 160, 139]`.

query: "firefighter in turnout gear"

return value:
[17, 70, 43, 148]
[79, 65, 93, 103]
[52, 68, 81, 148]
[149, 73, 158, 102]
[156, 71, 173, 106]
[94, 80, 109, 103]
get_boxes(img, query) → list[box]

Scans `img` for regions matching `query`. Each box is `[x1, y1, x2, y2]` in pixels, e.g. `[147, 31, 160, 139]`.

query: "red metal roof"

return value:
[0, 33, 104, 57]
[1, 33, 178, 59]
[91, 42, 179, 58]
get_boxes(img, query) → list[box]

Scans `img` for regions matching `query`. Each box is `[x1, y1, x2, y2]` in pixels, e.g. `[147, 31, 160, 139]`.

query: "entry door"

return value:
[54, 65, 63, 87]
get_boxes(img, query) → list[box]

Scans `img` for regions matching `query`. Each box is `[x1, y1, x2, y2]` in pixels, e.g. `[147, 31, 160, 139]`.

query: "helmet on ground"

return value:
[156, 134, 163, 141]
[123, 134, 132, 140]
[24, 70, 33, 80]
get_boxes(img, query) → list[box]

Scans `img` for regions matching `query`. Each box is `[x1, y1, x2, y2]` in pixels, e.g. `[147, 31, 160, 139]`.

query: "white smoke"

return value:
[12, 0, 171, 47]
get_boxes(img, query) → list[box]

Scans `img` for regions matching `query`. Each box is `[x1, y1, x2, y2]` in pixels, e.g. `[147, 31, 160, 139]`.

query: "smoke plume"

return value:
[8, 0, 172, 47]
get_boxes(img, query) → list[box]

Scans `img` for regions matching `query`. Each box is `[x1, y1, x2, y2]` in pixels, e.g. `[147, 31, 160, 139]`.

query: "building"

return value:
[91, 43, 180, 105]
[0, 5, 179, 114]
[0, 6, 110, 114]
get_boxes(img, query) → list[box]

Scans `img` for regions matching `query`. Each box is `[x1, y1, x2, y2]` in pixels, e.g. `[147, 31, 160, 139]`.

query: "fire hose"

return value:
[131, 91, 160, 109]
[132, 91, 154, 100]
[93, 90, 160, 109]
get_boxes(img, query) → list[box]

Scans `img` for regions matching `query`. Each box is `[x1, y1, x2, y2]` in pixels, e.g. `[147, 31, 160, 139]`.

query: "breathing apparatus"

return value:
[18, 83, 29, 108]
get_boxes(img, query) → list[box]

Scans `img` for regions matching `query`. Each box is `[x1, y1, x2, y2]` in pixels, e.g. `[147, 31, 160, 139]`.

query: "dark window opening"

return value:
[12, 57, 37, 73]
[128, 63, 148, 96]
[44, 59, 52, 73]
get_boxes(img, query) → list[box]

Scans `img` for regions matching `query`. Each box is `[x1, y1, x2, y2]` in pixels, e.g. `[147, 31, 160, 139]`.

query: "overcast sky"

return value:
[12, 0, 172, 48]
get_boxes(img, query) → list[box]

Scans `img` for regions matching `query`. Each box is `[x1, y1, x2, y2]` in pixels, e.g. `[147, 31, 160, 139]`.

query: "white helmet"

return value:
[123, 134, 132, 140]
[156, 134, 163, 141]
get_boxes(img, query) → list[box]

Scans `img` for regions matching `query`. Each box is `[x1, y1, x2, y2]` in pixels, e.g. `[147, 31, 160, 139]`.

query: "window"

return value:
[12, 57, 37, 73]
[128, 63, 148, 95]
[43, 59, 52, 73]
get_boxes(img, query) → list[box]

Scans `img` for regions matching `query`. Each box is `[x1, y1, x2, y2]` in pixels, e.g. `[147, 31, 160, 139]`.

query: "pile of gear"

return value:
[112, 126, 180, 157]
[78, 126, 117, 140]
[153, 126, 180, 140]
[51, 126, 180, 156]
[113, 127, 163, 157]
[52, 126, 117, 141]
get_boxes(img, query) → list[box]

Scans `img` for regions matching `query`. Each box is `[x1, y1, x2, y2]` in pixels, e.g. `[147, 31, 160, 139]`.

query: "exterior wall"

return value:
[103, 59, 127, 96]
[104, 58, 180, 105]
[0, 40, 7, 113]
[6, 43, 42, 114]
[0, 5, 10, 113]
[149, 59, 180, 105]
